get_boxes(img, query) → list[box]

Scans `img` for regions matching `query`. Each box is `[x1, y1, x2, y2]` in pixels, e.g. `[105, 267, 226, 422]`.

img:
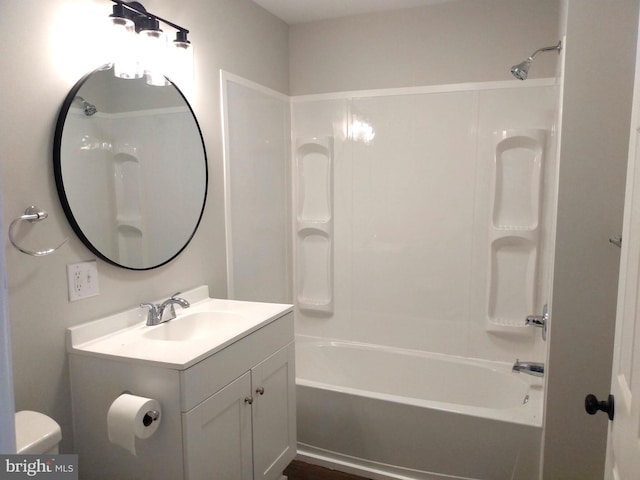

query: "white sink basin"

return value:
[66, 285, 293, 369]
[143, 311, 243, 342]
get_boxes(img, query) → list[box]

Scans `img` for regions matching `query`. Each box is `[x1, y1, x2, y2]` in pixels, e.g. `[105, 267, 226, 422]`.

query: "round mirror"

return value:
[54, 66, 207, 270]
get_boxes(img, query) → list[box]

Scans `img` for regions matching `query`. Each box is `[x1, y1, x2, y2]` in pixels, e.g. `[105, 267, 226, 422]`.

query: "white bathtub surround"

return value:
[296, 336, 542, 480]
[222, 77, 558, 479]
[292, 80, 559, 364]
[289, 80, 558, 479]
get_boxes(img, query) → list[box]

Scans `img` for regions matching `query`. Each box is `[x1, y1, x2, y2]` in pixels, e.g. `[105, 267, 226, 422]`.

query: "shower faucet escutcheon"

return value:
[141, 292, 190, 326]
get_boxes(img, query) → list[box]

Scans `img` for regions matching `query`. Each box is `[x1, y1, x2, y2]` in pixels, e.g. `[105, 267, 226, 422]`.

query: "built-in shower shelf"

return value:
[297, 298, 333, 313]
[485, 322, 536, 335]
[486, 129, 547, 332]
[492, 226, 540, 232]
[295, 137, 334, 314]
[490, 227, 538, 236]
[297, 220, 332, 234]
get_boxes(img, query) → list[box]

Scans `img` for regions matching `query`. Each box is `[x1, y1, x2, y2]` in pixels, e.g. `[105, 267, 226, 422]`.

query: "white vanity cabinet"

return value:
[67, 288, 295, 480]
[182, 342, 296, 480]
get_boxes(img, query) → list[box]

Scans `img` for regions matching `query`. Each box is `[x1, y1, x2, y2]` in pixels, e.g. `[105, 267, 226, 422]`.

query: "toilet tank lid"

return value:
[15, 410, 62, 454]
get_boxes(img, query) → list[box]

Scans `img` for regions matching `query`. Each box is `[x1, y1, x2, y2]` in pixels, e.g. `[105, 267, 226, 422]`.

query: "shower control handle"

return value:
[525, 304, 548, 341]
[585, 393, 614, 421]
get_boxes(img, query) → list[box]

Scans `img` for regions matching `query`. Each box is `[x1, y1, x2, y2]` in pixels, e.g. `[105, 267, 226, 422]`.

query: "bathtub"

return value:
[295, 337, 543, 480]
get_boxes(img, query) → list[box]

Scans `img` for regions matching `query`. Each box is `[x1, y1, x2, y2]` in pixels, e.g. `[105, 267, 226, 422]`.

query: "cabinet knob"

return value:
[244, 396, 253, 405]
[256, 387, 265, 395]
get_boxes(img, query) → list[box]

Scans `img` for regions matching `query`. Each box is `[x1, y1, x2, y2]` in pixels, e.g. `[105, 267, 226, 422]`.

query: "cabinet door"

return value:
[251, 343, 296, 480]
[183, 372, 253, 480]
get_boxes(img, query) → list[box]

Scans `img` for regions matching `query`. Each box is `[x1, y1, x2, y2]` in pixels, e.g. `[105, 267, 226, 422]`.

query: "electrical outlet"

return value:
[67, 261, 100, 301]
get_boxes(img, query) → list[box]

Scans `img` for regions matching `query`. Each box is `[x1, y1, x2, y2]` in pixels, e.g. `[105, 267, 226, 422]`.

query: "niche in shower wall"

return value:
[296, 137, 334, 313]
[487, 129, 546, 330]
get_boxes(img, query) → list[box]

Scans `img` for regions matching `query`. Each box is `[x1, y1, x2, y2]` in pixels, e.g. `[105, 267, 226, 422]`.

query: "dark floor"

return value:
[283, 460, 372, 480]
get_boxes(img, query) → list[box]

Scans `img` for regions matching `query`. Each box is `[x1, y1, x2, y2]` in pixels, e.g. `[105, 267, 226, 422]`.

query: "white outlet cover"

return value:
[67, 261, 100, 302]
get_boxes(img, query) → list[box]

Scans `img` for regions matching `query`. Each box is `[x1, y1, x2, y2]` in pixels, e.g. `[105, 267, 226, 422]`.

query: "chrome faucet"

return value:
[525, 304, 548, 341]
[512, 359, 545, 377]
[141, 292, 190, 326]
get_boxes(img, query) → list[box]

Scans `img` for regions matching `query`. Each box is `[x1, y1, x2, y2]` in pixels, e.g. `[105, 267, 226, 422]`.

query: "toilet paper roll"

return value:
[107, 394, 161, 455]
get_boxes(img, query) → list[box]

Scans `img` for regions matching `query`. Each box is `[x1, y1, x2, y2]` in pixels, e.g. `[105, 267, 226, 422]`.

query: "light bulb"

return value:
[170, 33, 194, 88]
[139, 26, 168, 86]
[110, 16, 142, 79]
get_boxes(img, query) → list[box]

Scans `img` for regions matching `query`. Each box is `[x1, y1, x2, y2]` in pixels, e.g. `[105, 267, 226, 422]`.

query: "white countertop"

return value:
[66, 285, 293, 370]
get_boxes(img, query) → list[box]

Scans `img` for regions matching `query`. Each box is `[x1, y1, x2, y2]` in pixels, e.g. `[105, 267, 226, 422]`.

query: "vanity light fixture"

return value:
[109, 0, 193, 86]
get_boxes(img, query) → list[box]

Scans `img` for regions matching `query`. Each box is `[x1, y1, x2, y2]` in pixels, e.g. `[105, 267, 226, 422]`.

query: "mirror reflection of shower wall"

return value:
[62, 105, 202, 267]
[222, 73, 292, 303]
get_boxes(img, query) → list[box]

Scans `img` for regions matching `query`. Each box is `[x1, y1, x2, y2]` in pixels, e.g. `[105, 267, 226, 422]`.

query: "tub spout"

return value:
[512, 359, 544, 377]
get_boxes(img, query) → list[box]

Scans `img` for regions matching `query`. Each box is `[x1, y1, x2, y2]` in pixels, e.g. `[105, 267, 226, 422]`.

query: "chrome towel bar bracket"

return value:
[8, 206, 68, 257]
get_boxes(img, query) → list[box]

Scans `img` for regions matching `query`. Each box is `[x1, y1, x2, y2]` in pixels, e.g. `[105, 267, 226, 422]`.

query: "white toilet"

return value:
[15, 410, 62, 454]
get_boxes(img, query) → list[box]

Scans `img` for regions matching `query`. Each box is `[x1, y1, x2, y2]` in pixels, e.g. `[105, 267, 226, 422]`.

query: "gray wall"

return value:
[543, 1, 639, 478]
[0, 0, 288, 452]
[289, 0, 561, 95]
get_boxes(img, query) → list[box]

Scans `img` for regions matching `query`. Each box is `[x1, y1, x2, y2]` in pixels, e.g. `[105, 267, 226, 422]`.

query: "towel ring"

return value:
[8, 206, 68, 257]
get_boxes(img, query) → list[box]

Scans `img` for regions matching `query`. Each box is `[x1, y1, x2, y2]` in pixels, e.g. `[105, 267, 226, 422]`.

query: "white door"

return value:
[605, 10, 640, 478]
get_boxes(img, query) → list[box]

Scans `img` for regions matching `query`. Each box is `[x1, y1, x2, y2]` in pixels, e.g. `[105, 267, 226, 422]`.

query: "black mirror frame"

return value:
[53, 65, 208, 270]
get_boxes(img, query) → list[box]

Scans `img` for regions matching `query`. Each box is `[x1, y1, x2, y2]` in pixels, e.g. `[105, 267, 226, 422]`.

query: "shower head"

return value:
[511, 59, 532, 81]
[74, 96, 98, 116]
[510, 41, 562, 80]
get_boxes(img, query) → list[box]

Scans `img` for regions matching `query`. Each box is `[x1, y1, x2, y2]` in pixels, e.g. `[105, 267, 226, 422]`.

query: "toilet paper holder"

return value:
[107, 393, 162, 456]
[143, 410, 159, 426]
[119, 391, 159, 426]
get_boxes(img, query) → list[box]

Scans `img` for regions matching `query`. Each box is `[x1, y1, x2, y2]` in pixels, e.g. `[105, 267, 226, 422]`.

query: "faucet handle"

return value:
[525, 304, 548, 341]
